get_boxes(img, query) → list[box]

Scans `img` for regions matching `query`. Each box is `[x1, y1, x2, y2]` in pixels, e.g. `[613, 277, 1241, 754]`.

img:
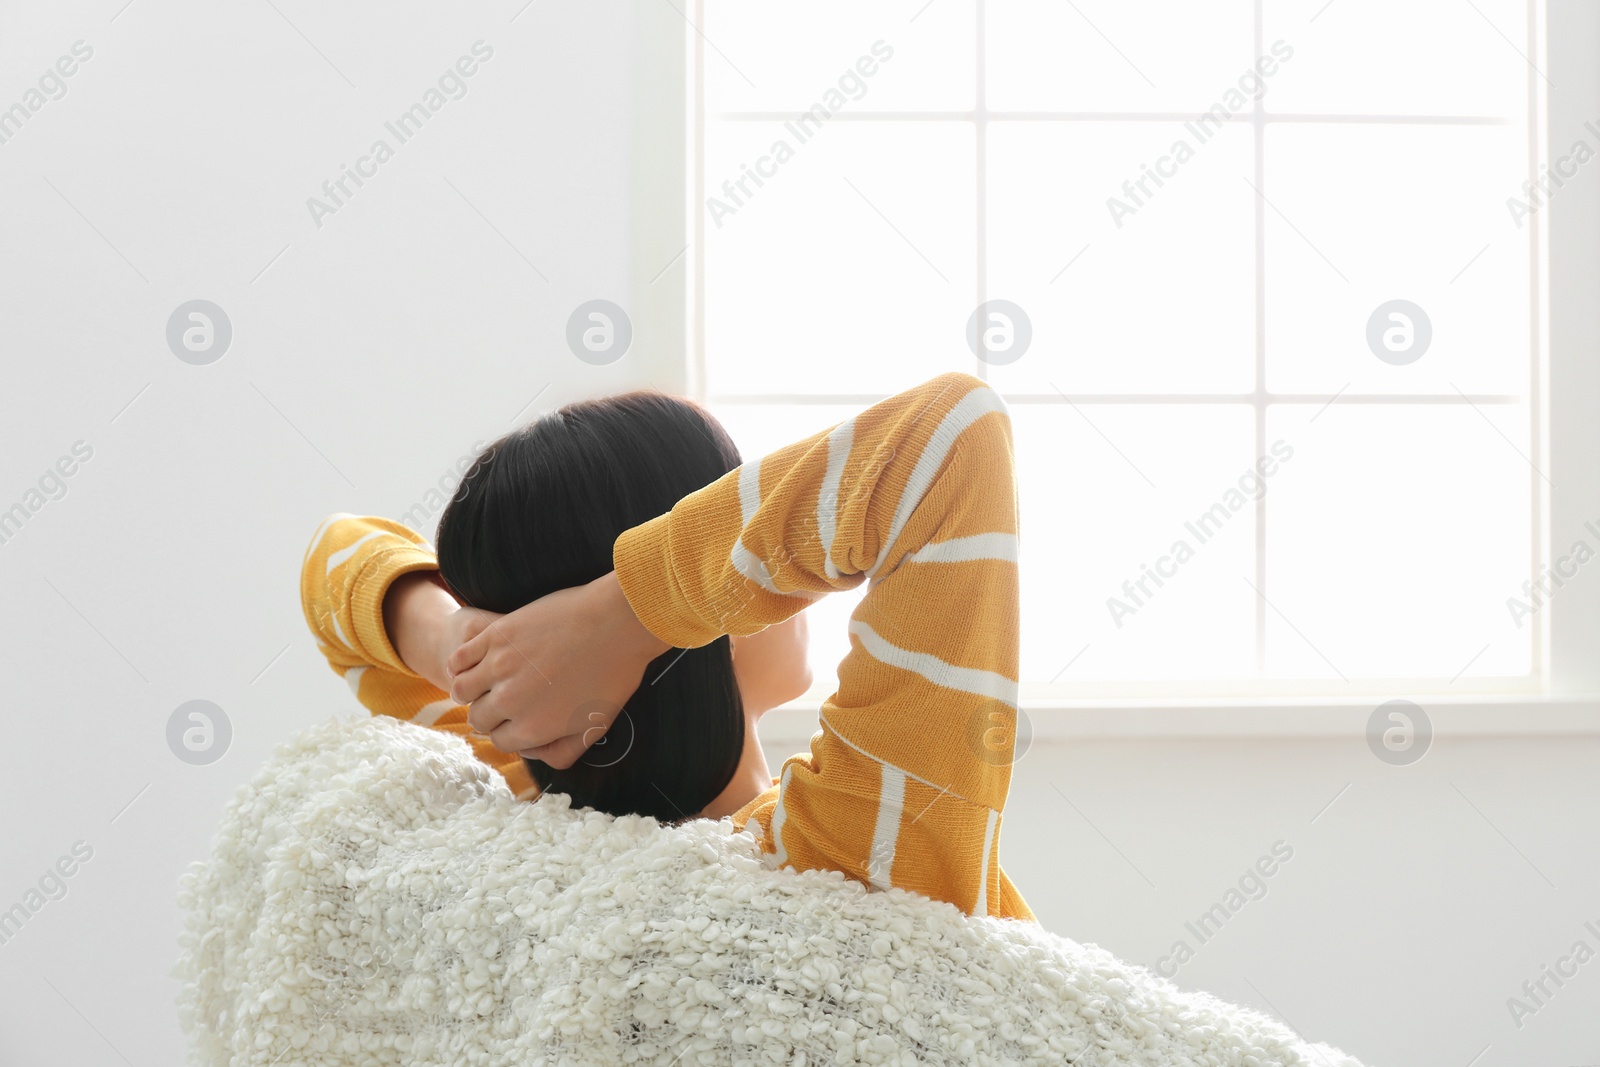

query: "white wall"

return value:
[0, 1, 663, 1062]
[962, 730, 1600, 1066]
[1, 3, 1596, 1067]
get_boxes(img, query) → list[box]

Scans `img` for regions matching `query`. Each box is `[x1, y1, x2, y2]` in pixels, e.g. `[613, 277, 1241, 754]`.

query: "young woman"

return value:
[300, 372, 1033, 921]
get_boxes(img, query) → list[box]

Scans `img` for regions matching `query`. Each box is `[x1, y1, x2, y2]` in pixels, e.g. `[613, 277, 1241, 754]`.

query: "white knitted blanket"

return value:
[175, 716, 1368, 1067]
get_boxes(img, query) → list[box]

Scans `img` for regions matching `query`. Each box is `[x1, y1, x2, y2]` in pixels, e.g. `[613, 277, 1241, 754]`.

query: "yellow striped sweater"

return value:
[300, 372, 1033, 921]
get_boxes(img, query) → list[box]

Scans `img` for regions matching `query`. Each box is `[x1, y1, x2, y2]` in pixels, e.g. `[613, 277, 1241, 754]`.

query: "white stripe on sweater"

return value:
[325, 529, 389, 574]
[818, 712, 982, 809]
[304, 512, 354, 566]
[769, 763, 796, 867]
[730, 456, 824, 603]
[847, 620, 1018, 710]
[867, 765, 906, 890]
[730, 460, 782, 593]
[329, 612, 352, 652]
[729, 541, 780, 594]
[343, 665, 367, 696]
[903, 532, 1019, 565]
[411, 698, 457, 727]
[975, 808, 999, 916]
[817, 419, 855, 581]
[737, 457, 762, 522]
[869, 384, 1009, 577]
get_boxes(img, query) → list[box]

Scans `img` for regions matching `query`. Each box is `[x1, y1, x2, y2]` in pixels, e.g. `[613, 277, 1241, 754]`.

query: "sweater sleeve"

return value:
[298, 513, 537, 799]
[612, 372, 1032, 920]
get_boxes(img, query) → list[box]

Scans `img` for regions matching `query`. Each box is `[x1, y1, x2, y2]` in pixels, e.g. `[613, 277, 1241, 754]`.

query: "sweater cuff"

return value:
[612, 514, 721, 649]
[349, 543, 443, 675]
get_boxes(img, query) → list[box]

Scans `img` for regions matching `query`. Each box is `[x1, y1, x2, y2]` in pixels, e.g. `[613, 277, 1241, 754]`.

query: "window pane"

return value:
[985, 121, 1256, 395]
[1263, 0, 1531, 118]
[1012, 403, 1257, 682]
[707, 404, 866, 689]
[1265, 403, 1533, 679]
[705, 403, 857, 462]
[703, 1, 976, 112]
[986, 0, 1255, 112]
[1263, 123, 1530, 396]
[703, 120, 977, 395]
[697, 5, 1543, 691]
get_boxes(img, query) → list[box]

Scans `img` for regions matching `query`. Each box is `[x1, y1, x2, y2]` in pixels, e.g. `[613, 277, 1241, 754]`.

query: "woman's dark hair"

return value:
[435, 392, 745, 823]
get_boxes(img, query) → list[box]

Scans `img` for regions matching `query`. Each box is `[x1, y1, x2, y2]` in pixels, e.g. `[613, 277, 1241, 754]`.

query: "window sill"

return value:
[754, 695, 1600, 745]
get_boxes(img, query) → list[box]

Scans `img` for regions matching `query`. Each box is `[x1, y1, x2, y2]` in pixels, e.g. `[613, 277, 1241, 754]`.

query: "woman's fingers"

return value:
[469, 685, 567, 755]
[447, 626, 491, 678]
[451, 661, 493, 708]
[518, 733, 588, 770]
[490, 719, 569, 763]
[440, 572, 661, 769]
[466, 700, 507, 741]
[459, 608, 495, 644]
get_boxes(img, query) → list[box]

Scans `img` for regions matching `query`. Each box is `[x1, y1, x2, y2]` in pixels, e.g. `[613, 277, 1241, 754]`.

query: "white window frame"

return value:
[634, 0, 1600, 736]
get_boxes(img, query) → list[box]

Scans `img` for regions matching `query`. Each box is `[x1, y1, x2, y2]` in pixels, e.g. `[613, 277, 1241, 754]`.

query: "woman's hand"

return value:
[446, 570, 671, 768]
[383, 571, 501, 692]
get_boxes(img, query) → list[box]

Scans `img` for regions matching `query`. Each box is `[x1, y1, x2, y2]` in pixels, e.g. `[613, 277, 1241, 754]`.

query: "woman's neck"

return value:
[697, 711, 773, 820]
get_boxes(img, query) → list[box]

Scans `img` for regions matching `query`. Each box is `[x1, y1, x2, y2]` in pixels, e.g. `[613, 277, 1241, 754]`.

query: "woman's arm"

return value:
[615, 371, 1025, 917]
[382, 570, 461, 692]
[447, 373, 1031, 917]
[730, 613, 813, 714]
[299, 514, 536, 797]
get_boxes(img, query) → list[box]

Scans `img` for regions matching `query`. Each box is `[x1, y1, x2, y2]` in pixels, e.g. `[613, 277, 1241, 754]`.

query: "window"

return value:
[686, 1, 1551, 699]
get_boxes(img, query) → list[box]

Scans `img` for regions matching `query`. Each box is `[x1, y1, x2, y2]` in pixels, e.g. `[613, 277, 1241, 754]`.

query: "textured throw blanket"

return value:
[175, 716, 1368, 1066]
